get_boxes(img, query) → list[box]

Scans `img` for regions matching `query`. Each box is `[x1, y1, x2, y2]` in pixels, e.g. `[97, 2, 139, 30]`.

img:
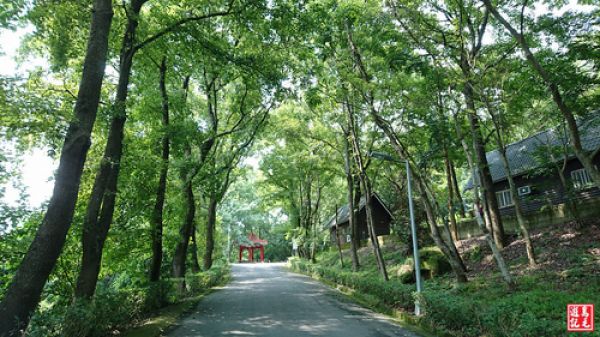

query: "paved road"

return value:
[167, 263, 422, 337]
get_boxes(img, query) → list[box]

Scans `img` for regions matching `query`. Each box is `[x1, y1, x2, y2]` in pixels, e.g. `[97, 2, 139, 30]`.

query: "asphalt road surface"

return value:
[167, 263, 423, 337]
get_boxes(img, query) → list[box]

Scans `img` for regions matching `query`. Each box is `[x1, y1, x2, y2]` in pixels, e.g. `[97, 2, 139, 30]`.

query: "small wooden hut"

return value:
[325, 193, 392, 243]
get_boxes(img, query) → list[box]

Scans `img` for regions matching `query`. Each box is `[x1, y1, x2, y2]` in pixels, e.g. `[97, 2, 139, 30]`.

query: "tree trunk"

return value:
[334, 205, 344, 268]
[454, 110, 514, 284]
[369, 112, 469, 283]
[343, 133, 360, 271]
[345, 100, 388, 281]
[190, 223, 201, 273]
[470, 162, 515, 288]
[0, 1, 113, 334]
[487, 99, 537, 267]
[482, 0, 600, 186]
[74, 0, 148, 299]
[362, 178, 389, 281]
[352, 178, 362, 248]
[498, 147, 537, 266]
[417, 179, 469, 283]
[172, 163, 195, 292]
[149, 56, 170, 282]
[450, 162, 466, 218]
[310, 181, 323, 264]
[463, 80, 506, 249]
[444, 147, 459, 241]
[548, 143, 580, 225]
[421, 176, 468, 274]
[203, 194, 218, 270]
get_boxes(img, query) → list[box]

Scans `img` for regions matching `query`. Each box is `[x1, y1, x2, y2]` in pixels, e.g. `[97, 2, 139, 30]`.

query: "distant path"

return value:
[167, 263, 422, 337]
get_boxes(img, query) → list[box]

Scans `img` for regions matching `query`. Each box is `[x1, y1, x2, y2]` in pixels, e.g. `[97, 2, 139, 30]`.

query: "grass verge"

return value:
[288, 264, 438, 337]
[289, 222, 600, 337]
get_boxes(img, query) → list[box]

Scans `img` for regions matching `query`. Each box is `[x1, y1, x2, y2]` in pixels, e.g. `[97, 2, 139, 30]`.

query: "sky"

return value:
[1, 26, 57, 208]
[0, 0, 595, 208]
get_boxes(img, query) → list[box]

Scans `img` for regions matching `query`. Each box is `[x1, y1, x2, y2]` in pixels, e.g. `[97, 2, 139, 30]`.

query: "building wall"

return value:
[457, 153, 600, 239]
[492, 153, 600, 217]
[456, 197, 600, 239]
[329, 200, 391, 243]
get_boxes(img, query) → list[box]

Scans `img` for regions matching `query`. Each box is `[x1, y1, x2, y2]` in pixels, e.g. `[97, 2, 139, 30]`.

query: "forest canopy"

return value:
[1, 0, 599, 336]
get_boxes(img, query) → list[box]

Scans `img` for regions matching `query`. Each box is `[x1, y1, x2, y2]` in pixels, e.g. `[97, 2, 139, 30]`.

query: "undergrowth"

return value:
[289, 245, 600, 337]
[25, 264, 230, 337]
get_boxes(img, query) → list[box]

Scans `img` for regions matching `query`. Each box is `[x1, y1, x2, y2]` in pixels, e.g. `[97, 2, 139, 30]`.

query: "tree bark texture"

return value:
[498, 146, 537, 266]
[172, 160, 196, 291]
[345, 99, 388, 281]
[463, 81, 506, 249]
[469, 162, 515, 287]
[0, 1, 113, 334]
[455, 112, 514, 283]
[190, 223, 201, 273]
[417, 179, 469, 283]
[486, 99, 537, 266]
[149, 56, 170, 282]
[444, 147, 459, 241]
[334, 205, 345, 268]
[343, 131, 360, 271]
[74, 0, 148, 299]
[450, 162, 466, 218]
[203, 194, 218, 270]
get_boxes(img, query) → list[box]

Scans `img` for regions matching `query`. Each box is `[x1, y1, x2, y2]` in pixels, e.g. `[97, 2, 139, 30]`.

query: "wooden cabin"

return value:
[325, 193, 392, 243]
[465, 113, 600, 218]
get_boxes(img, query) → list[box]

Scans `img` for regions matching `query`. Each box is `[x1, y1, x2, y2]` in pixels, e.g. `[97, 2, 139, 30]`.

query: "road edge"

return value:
[121, 273, 232, 337]
[285, 265, 440, 337]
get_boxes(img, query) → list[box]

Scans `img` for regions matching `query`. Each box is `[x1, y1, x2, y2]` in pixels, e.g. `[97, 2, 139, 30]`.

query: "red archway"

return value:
[238, 233, 268, 263]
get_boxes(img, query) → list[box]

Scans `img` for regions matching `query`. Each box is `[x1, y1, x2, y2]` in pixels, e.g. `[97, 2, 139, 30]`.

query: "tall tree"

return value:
[454, 108, 515, 286]
[342, 126, 360, 271]
[149, 56, 171, 282]
[485, 95, 537, 267]
[388, 0, 507, 248]
[482, 0, 600, 186]
[75, 0, 236, 299]
[341, 9, 467, 281]
[344, 92, 389, 281]
[74, 0, 150, 299]
[0, 0, 113, 333]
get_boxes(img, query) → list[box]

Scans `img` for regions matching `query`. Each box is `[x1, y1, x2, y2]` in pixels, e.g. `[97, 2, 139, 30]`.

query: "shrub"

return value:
[26, 266, 231, 337]
[289, 256, 592, 337]
[289, 258, 415, 311]
[419, 247, 451, 277]
[419, 290, 481, 337]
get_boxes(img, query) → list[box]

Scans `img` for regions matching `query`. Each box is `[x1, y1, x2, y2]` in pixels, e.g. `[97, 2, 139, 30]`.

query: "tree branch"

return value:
[135, 4, 236, 51]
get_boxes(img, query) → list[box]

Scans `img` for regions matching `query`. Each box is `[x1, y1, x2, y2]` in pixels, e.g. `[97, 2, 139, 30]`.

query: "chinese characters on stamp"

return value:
[568, 304, 594, 332]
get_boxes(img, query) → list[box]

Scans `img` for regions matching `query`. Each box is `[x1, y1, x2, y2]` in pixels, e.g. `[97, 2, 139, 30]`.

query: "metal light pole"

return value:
[405, 160, 422, 315]
[369, 151, 422, 316]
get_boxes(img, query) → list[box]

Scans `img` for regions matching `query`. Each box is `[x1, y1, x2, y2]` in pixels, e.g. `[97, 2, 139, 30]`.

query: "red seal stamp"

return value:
[567, 304, 594, 332]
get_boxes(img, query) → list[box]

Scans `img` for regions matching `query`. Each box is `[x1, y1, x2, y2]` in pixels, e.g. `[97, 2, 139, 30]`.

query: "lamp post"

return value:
[369, 151, 422, 315]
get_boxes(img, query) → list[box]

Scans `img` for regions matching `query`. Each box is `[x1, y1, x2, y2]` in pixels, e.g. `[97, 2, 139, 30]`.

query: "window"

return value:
[346, 234, 351, 243]
[496, 189, 514, 208]
[571, 168, 592, 189]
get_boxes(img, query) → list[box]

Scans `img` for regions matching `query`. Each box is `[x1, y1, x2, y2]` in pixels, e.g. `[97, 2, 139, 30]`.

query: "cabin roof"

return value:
[324, 193, 393, 229]
[465, 112, 600, 190]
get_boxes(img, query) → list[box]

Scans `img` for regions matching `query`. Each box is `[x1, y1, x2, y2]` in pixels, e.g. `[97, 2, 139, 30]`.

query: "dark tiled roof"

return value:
[324, 193, 393, 229]
[465, 112, 600, 190]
